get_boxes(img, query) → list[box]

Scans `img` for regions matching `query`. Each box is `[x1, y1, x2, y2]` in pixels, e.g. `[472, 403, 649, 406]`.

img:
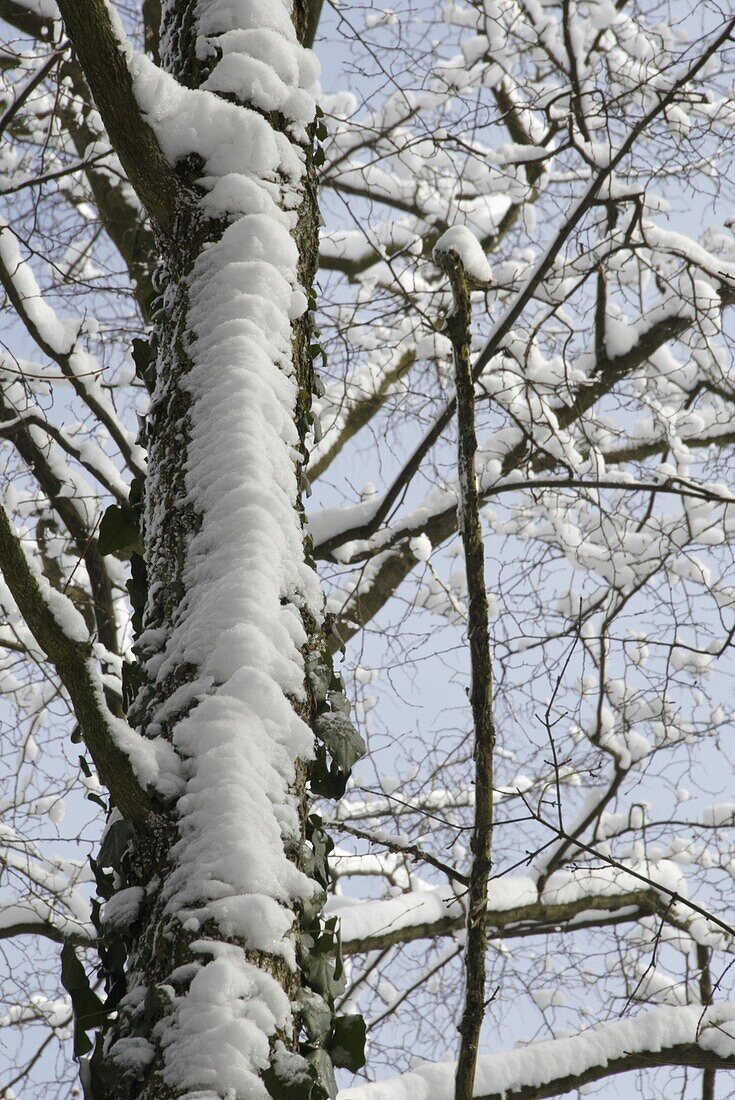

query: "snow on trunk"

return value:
[98, 4, 328, 1099]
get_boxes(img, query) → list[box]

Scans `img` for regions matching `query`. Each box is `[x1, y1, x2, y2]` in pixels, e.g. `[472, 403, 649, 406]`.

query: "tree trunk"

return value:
[72, 4, 344, 1098]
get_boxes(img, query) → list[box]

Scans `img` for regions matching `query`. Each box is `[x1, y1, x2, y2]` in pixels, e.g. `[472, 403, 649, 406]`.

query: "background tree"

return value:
[2, 2, 735, 1100]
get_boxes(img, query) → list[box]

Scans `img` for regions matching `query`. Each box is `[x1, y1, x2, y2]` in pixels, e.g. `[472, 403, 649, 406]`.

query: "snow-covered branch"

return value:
[339, 1005, 735, 1100]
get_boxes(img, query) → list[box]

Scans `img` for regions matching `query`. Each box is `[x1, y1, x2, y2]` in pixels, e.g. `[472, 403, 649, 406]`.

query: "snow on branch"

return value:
[0, 499, 179, 821]
[0, 224, 144, 478]
[0, 830, 94, 946]
[339, 1004, 735, 1100]
[310, 14, 735, 585]
[331, 860, 706, 956]
[0, 902, 92, 947]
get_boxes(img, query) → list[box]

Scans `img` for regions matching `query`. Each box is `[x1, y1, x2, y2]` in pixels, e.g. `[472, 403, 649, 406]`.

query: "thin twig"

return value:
[334, 821, 469, 884]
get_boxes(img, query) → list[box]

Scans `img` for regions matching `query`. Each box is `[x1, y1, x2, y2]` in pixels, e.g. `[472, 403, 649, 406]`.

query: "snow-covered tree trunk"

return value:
[7, 3, 735, 1097]
[54, 2, 342, 1098]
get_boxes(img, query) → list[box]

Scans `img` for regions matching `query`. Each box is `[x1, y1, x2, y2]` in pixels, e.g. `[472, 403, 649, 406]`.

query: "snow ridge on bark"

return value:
[111, 4, 322, 1096]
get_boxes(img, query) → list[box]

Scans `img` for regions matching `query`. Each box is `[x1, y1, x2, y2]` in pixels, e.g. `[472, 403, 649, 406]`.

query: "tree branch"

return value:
[0, 391, 121, 653]
[339, 885, 675, 956]
[0, 0, 54, 38]
[0, 502, 152, 822]
[310, 349, 416, 480]
[470, 1045, 734, 1100]
[315, 16, 735, 563]
[303, 0, 325, 47]
[0, 233, 145, 477]
[56, 0, 181, 238]
[436, 246, 496, 1100]
[0, 913, 93, 947]
[340, 1006, 735, 1100]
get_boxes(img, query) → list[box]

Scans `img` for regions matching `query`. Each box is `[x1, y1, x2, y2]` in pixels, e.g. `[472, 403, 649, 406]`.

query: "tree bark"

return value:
[57, 3, 336, 1098]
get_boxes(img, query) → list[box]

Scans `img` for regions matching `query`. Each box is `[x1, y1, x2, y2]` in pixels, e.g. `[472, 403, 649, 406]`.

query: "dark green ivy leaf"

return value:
[309, 743, 348, 800]
[60, 945, 108, 1058]
[127, 553, 148, 637]
[98, 505, 141, 556]
[263, 1052, 326, 1100]
[97, 818, 134, 870]
[302, 946, 346, 1001]
[315, 713, 366, 774]
[128, 475, 145, 509]
[131, 337, 156, 393]
[296, 988, 332, 1044]
[306, 1049, 337, 1100]
[328, 1015, 367, 1072]
[121, 660, 147, 712]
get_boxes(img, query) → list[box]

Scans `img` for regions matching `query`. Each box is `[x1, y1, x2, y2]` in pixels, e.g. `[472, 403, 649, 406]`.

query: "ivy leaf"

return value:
[328, 1015, 367, 1072]
[60, 945, 107, 1057]
[127, 553, 148, 637]
[97, 818, 134, 870]
[305, 657, 330, 705]
[132, 337, 156, 393]
[98, 505, 140, 556]
[121, 660, 147, 712]
[263, 1047, 326, 1100]
[306, 815, 334, 888]
[306, 1049, 337, 1100]
[302, 947, 346, 1001]
[315, 713, 365, 774]
[296, 989, 332, 1044]
[128, 475, 145, 509]
[309, 743, 347, 800]
[301, 888, 327, 927]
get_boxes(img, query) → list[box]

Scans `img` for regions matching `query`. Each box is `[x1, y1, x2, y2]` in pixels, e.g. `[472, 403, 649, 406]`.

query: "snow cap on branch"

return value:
[433, 226, 492, 283]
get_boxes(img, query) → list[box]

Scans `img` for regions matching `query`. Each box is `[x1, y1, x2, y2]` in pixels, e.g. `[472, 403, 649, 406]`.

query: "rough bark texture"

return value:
[58, 1, 324, 1097]
[107, 3, 320, 1098]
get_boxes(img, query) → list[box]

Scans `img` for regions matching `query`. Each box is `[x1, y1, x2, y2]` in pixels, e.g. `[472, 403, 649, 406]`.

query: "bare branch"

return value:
[436, 246, 496, 1100]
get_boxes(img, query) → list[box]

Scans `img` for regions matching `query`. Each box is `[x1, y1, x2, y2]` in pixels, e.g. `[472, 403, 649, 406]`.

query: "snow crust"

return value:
[433, 226, 492, 283]
[197, 3, 319, 133]
[101, 886, 144, 931]
[157, 942, 292, 1100]
[145, 185, 322, 974]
